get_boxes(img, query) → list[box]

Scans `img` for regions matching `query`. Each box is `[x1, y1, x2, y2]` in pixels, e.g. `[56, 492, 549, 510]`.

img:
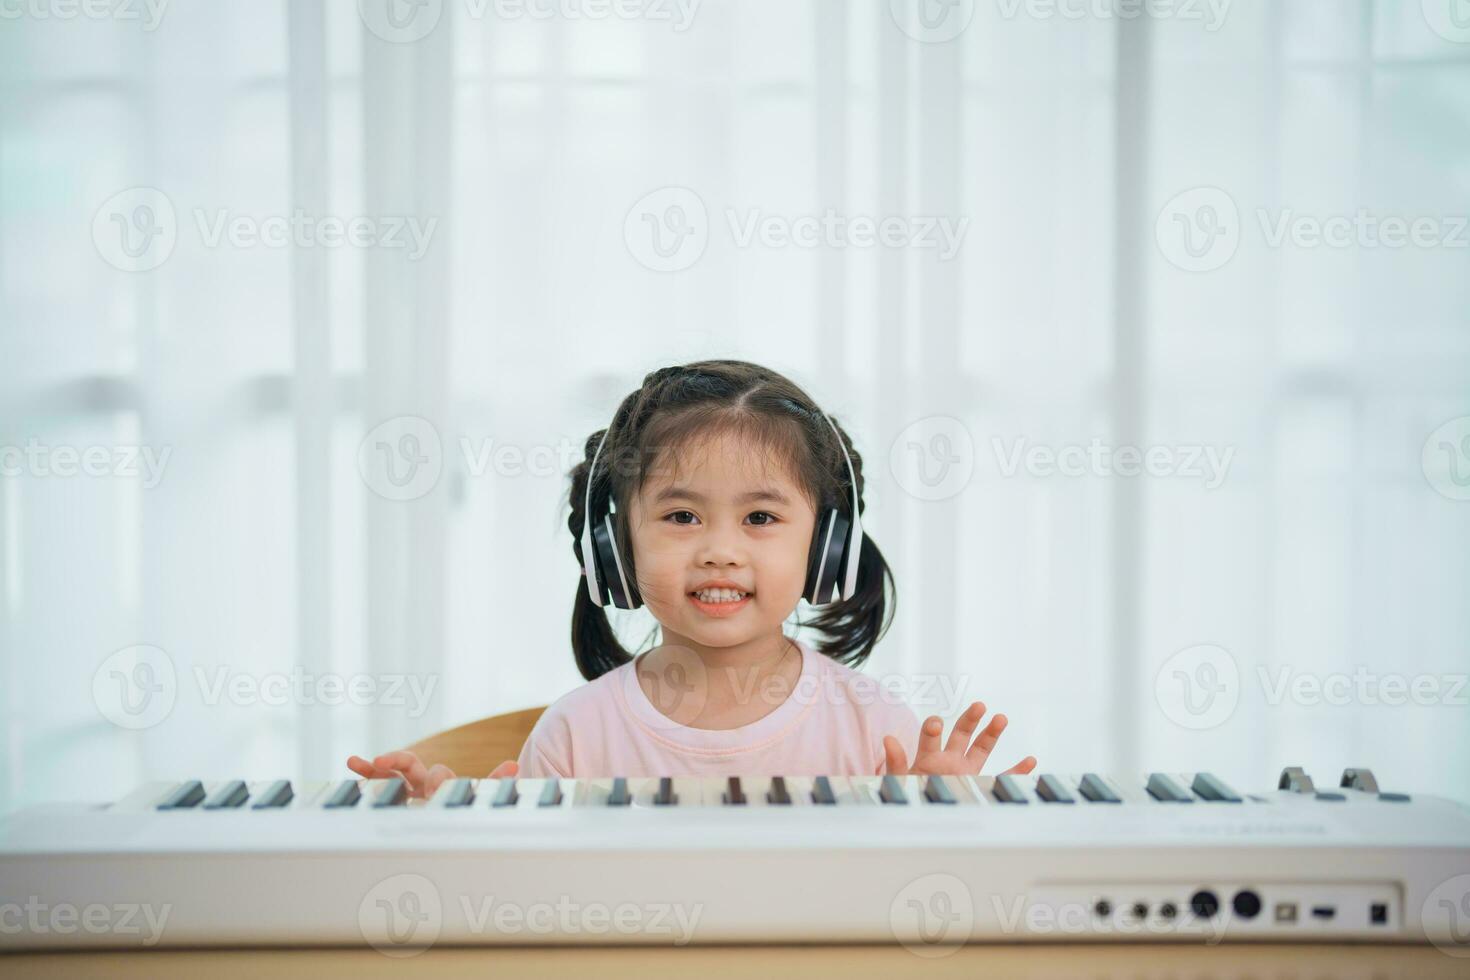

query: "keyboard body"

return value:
[2, 771, 1468, 951]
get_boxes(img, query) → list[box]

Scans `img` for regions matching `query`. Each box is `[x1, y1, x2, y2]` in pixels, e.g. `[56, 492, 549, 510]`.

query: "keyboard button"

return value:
[766, 776, 792, 805]
[537, 778, 563, 807]
[374, 778, 409, 807]
[1379, 792, 1411, 802]
[1191, 772, 1242, 803]
[1340, 768, 1379, 793]
[202, 780, 249, 810]
[1278, 766, 1315, 794]
[492, 779, 519, 808]
[607, 777, 631, 806]
[157, 780, 206, 810]
[1079, 773, 1121, 803]
[722, 777, 747, 805]
[811, 776, 837, 805]
[1315, 791, 1346, 801]
[655, 777, 678, 806]
[251, 780, 294, 809]
[1035, 774, 1075, 804]
[923, 775, 955, 805]
[441, 779, 475, 808]
[1146, 773, 1193, 803]
[993, 774, 1029, 804]
[878, 774, 908, 804]
[323, 780, 361, 808]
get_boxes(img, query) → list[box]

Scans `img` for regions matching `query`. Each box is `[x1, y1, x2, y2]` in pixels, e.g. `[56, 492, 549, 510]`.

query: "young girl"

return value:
[349, 360, 1036, 797]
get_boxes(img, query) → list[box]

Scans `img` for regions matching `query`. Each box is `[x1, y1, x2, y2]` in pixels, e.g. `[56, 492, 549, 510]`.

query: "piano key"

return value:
[1278, 766, 1315, 794]
[1341, 768, 1379, 793]
[607, 777, 631, 806]
[1191, 772, 1242, 803]
[1379, 792, 1411, 802]
[322, 780, 362, 809]
[878, 774, 908, 805]
[1146, 772, 1193, 803]
[538, 778, 563, 807]
[373, 778, 409, 808]
[492, 778, 519, 808]
[654, 777, 677, 806]
[766, 776, 792, 805]
[722, 776, 747, 805]
[811, 775, 837, 805]
[251, 779, 293, 810]
[993, 774, 1029, 804]
[157, 780, 206, 810]
[1035, 774, 1075, 804]
[201, 780, 249, 810]
[1079, 773, 1122, 803]
[923, 775, 955, 805]
[440, 778, 475, 808]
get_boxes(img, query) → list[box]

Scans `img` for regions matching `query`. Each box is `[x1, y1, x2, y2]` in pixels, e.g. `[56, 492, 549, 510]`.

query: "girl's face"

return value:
[625, 429, 817, 648]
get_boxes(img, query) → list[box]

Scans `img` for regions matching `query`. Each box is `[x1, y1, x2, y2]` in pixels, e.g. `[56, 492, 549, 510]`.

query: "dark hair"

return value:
[567, 359, 896, 680]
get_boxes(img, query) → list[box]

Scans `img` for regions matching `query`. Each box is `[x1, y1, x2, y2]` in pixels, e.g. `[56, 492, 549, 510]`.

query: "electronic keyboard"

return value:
[2, 766, 1468, 952]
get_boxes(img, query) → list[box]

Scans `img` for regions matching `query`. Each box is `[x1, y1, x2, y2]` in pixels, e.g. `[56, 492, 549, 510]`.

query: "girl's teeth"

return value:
[695, 588, 747, 603]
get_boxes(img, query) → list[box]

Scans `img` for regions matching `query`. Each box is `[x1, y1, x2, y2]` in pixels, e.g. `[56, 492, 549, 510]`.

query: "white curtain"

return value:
[2, 0, 1468, 814]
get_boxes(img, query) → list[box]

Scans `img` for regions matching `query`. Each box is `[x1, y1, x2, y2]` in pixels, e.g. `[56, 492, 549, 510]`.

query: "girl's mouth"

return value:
[688, 589, 753, 618]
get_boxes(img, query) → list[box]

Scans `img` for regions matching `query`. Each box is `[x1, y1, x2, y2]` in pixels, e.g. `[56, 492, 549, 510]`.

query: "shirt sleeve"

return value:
[514, 707, 573, 778]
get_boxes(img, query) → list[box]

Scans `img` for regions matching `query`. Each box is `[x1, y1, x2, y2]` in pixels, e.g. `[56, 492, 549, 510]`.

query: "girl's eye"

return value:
[665, 510, 698, 525]
[746, 511, 779, 526]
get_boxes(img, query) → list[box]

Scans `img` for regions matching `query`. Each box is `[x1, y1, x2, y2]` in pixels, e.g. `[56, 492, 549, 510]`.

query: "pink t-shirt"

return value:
[515, 638, 921, 778]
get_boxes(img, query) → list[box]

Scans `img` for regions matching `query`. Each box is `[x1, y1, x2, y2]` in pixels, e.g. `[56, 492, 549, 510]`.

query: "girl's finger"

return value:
[346, 755, 378, 779]
[488, 760, 519, 779]
[1002, 755, 1038, 776]
[964, 713, 1008, 767]
[423, 764, 455, 799]
[882, 735, 909, 775]
[916, 715, 944, 759]
[943, 701, 986, 755]
[374, 751, 430, 795]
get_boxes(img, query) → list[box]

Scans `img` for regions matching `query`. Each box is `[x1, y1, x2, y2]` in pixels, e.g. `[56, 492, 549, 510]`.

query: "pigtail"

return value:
[568, 428, 634, 681]
[802, 421, 896, 669]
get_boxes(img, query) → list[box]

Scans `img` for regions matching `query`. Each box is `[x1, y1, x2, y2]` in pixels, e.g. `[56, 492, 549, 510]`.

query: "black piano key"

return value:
[374, 777, 409, 807]
[492, 778, 519, 808]
[1379, 792, 1411, 802]
[1278, 766, 1315, 794]
[722, 776, 747, 805]
[441, 778, 475, 808]
[251, 779, 293, 809]
[607, 777, 631, 806]
[1340, 768, 1379, 793]
[810, 776, 837, 805]
[766, 776, 792, 805]
[923, 776, 955, 805]
[537, 778, 563, 807]
[1191, 772, 1242, 803]
[878, 774, 908, 804]
[157, 780, 206, 810]
[993, 774, 1029, 804]
[323, 779, 361, 808]
[202, 780, 249, 810]
[1035, 774, 1075, 804]
[1079, 773, 1121, 803]
[1314, 791, 1346, 801]
[654, 777, 678, 806]
[1146, 772, 1194, 803]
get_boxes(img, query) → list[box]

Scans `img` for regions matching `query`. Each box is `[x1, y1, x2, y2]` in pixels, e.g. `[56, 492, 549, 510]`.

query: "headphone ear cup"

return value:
[804, 508, 851, 605]
[591, 513, 641, 610]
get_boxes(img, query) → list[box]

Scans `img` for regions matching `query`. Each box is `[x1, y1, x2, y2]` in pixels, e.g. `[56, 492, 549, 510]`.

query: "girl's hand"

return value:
[882, 701, 1037, 777]
[346, 751, 518, 799]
